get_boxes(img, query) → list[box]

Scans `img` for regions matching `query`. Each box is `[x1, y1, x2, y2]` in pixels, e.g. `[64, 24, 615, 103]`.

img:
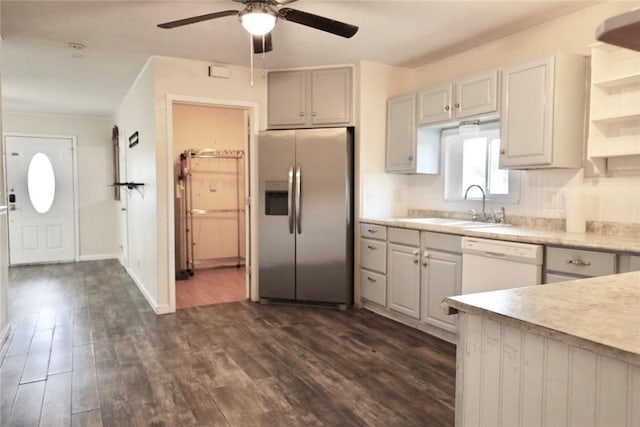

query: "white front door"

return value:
[4, 135, 76, 265]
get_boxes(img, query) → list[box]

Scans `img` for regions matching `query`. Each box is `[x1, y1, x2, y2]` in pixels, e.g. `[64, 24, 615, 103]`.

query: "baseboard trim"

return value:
[124, 267, 170, 315]
[78, 253, 119, 262]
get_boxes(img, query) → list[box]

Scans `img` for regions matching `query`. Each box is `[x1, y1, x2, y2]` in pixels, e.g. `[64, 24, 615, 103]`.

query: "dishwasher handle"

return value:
[485, 251, 506, 258]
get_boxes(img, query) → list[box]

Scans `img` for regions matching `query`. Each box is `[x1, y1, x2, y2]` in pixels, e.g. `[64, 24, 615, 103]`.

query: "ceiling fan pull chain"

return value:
[249, 33, 254, 87]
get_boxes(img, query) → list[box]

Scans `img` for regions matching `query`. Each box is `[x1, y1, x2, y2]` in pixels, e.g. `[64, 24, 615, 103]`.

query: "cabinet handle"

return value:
[500, 149, 505, 155]
[422, 252, 429, 267]
[455, 103, 460, 109]
[367, 245, 377, 250]
[444, 105, 450, 112]
[299, 112, 305, 117]
[367, 228, 377, 233]
[414, 258, 419, 264]
[566, 259, 591, 266]
[312, 112, 317, 117]
[408, 155, 414, 161]
[367, 276, 377, 283]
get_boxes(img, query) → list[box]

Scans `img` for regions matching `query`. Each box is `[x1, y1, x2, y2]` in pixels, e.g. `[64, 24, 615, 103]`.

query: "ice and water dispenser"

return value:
[264, 181, 288, 216]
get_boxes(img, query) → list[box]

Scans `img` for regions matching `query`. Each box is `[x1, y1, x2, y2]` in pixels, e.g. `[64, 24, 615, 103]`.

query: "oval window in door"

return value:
[27, 152, 56, 214]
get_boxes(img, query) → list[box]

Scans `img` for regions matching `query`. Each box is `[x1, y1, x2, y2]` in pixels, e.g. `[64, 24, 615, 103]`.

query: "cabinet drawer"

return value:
[360, 239, 386, 273]
[360, 269, 386, 306]
[360, 223, 387, 240]
[421, 231, 462, 253]
[388, 227, 420, 246]
[544, 272, 578, 284]
[546, 247, 616, 277]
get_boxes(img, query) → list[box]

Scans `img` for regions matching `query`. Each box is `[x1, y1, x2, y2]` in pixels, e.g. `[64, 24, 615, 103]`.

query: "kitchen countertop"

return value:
[360, 217, 640, 254]
[443, 271, 640, 366]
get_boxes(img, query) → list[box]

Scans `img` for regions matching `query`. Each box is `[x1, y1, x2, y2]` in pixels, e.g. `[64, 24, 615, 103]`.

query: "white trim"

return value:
[125, 266, 169, 315]
[2, 132, 80, 265]
[165, 94, 261, 313]
[0, 322, 11, 350]
[267, 63, 356, 73]
[117, 57, 154, 114]
[71, 136, 80, 262]
[78, 253, 119, 262]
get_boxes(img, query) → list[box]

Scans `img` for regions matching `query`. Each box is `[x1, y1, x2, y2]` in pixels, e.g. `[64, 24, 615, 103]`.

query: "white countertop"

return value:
[360, 217, 640, 254]
[443, 271, 640, 366]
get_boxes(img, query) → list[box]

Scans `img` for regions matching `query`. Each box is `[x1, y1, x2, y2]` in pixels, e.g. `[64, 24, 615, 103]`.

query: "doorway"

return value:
[170, 102, 251, 309]
[3, 134, 77, 265]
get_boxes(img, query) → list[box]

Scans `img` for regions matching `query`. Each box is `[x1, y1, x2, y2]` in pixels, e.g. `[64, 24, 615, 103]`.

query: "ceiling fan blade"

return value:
[278, 8, 358, 38]
[158, 10, 239, 29]
[253, 33, 273, 54]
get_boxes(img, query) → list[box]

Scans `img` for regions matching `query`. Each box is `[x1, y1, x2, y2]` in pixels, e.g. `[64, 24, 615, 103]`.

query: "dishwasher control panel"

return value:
[461, 237, 543, 264]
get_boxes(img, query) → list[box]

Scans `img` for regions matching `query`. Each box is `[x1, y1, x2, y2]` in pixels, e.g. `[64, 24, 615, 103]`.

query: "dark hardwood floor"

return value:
[1, 260, 455, 426]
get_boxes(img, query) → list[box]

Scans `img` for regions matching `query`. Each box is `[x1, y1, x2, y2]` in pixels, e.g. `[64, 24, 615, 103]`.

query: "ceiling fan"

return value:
[157, 0, 359, 54]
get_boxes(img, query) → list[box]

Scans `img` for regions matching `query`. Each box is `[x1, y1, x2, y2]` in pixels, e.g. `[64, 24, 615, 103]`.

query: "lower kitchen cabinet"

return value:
[387, 242, 421, 319]
[421, 250, 462, 333]
[544, 246, 617, 283]
[359, 269, 386, 306]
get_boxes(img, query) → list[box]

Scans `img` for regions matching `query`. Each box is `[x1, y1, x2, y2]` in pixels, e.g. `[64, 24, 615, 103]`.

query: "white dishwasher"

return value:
[461, 237, 543, 294]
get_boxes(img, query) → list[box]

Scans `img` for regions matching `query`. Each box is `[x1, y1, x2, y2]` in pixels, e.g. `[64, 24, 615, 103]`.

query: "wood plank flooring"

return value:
[176, 267, 246, 309]
[1, 260, 455, 426]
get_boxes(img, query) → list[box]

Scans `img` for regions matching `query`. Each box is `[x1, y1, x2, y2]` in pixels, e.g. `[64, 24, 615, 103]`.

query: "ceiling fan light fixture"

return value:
[240, 5, 276, 36]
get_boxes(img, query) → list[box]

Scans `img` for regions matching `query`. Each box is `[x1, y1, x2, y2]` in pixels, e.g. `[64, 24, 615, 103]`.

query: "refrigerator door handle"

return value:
[295, 164, 301, 234]
[288, 164, 294, 234]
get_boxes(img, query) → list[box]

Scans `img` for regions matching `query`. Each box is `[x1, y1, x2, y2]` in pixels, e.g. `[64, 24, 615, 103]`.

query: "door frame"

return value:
[165, 94, 260, 313]
[2, 132, 80, 264]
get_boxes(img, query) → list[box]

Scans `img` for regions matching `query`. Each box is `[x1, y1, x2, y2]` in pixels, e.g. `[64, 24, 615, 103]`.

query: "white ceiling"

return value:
[1, 0, 600, 118]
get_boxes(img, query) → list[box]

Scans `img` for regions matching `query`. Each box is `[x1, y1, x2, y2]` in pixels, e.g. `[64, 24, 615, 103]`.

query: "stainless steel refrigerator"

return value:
[258, 127, 353, 306]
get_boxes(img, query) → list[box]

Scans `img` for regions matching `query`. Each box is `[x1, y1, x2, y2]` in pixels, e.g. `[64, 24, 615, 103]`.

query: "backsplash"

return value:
[361, 168, 640, 226]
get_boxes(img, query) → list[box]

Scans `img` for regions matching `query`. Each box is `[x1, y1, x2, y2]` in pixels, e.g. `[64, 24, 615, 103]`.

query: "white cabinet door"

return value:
[386, 93, 417, 172]
[387, 243, 420, 318]
[421, 250, 461, 332]
[268, 70, 307, 127]
[311, 68, 352, 125]
[499, 52, 585, 169]
[416, 83, 453, 125]
[500, 57, 553, 167]
[456, 70, 498, 119]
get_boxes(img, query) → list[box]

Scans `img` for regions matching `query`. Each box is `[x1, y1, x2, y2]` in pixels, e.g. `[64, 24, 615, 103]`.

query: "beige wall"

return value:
[154, 56, 266, 309]
[367, 1, 640, 224]
[115, 55, 266, 312]
[115, 59, 160, 309]
[173, 104, 246, 267]
[2, 112, 119, 257]
[0, 9, 10, 346]
[356, 61, 413, 219]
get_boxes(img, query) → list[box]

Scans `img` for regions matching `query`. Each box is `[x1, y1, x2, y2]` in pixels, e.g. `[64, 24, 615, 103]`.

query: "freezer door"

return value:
[295, 128, 353, 303]
[258, 130, 296, 299]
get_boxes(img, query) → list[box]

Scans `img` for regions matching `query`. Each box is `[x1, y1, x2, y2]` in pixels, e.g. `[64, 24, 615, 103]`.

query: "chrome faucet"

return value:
[464, 184, 486, 221]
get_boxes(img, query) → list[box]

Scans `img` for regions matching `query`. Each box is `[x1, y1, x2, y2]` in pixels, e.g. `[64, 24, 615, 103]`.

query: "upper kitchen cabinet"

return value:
[587, 43, 640, 175]
[267, 67, 353, 129]
[386, 93, 440, 174]
[500, 52, 586, 169]
[416, 70, 499, 126]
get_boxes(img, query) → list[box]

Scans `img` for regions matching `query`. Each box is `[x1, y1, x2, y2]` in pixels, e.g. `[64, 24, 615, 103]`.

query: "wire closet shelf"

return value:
[179, 148, 245, 276]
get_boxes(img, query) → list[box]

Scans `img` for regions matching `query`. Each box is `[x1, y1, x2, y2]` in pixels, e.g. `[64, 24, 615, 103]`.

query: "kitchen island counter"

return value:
[442, 271, 640, 426]
[444, 271, 640, 365]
